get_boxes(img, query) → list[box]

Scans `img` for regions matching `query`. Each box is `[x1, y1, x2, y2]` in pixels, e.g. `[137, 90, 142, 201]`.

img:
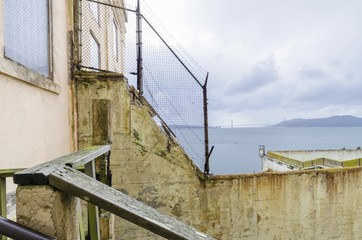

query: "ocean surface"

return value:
[208, 127, 362, 175]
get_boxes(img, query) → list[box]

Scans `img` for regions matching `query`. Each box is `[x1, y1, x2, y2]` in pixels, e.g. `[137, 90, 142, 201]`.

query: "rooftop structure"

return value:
[259, 145, 362, 172]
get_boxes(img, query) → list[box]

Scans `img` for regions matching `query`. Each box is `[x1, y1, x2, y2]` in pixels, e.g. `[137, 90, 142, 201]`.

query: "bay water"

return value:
[208, 127, 362, 175]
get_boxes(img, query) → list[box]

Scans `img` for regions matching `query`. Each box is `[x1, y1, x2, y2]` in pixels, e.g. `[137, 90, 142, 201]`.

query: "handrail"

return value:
[13, 145, 214, 240]
[13, 145, 110, 185]
[14, 145, 111, 240]
[0, 216, 55, 240]
[0, 169, 27, 178]
[50, 166, 214, 240]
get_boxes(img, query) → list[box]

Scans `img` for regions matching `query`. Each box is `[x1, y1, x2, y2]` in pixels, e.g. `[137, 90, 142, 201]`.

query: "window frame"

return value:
[89, 2, 99, 24]
[112, 18, 119, 62]
[90, 30, 101, 69]
[0, 0, 57, 93]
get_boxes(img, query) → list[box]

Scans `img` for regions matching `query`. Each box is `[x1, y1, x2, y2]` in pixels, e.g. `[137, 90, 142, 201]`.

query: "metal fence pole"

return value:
[203, 73, 210, 174]
[136, 0, 143, 95]
[76, 0, 83, 68]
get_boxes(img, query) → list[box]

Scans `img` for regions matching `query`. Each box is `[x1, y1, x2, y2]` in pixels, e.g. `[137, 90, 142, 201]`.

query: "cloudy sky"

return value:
[127, 0, 362, 127]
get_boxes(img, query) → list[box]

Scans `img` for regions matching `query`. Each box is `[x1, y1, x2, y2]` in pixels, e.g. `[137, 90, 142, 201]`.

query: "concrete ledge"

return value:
[0, 57, 60, 93]
[74, 70, 125, 80]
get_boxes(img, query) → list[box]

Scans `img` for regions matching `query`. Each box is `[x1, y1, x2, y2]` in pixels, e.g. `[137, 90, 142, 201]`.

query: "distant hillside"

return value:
[272, 115, 362, 127]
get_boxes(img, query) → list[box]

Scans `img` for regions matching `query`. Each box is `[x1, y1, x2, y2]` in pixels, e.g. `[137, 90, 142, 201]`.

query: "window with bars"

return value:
[4, 0, 51, 77]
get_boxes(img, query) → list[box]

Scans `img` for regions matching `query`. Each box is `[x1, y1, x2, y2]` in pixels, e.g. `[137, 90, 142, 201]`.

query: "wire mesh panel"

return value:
[142, 20, 205, 169]
[141, 17, 206, 170]
[78, 0, 208, 172]
[79, 0, 127, 72]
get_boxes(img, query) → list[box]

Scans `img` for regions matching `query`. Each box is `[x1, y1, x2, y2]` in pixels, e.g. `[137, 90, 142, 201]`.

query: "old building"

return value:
[0, 0, 126, 183]
[3, 1, 362, 240]
[0, 0, 74, 189]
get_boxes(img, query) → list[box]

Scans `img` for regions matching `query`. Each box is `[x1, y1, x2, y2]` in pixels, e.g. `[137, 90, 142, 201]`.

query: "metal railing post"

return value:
[85, 161, 100, 240]
[0, 177, 6, 218]
[0, 177, 6, 240]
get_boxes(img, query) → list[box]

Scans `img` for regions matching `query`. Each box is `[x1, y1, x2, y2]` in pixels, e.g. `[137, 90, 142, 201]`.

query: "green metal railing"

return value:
[0, 168, 25, 240]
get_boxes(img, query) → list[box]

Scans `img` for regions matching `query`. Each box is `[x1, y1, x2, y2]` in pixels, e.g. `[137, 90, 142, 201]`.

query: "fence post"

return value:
[0, 178, 5, 218]
[85, 161, 100, 240]
[0, 177, 6, 240]
[74, 0, 82, 68]
[203, 73, 210, 174]
[136, 0, 143, 95]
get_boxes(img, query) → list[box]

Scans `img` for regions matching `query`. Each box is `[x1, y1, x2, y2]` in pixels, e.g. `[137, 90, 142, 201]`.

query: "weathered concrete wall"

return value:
[16, 185, 79, 240]
[75, 75, 207, 239]
[204, 169, 362, 239]
[112, 92, 208, 239]
[75, 73, 129, 238]
[76, 76, 362, 239]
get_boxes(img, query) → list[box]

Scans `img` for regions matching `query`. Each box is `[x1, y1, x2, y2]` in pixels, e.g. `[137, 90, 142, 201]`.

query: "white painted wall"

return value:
[0, 0, 73, 190]
[262, 157, 294, 172]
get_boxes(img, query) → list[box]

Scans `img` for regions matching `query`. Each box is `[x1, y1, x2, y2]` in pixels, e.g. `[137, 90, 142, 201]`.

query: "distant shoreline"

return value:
[210, 126, 362, 129]
[270, 115, 362, 127]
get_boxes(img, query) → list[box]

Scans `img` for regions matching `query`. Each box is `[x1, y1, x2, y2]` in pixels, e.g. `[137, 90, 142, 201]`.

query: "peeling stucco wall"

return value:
[75, 75, 362, 240]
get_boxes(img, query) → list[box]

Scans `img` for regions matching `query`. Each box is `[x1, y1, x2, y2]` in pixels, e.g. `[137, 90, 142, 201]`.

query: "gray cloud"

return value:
[132, 0, 362, 124]
[298, 67, 327, 79]
[225, 55, 279, 95]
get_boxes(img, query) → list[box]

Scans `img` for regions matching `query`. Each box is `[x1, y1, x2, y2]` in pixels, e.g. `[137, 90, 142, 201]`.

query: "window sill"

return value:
[0, 57, 60, 94]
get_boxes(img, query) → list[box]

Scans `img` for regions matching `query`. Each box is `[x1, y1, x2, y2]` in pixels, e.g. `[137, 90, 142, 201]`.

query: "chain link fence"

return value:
[77, 0, 210, 173]
[77, 0, 127, 72]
